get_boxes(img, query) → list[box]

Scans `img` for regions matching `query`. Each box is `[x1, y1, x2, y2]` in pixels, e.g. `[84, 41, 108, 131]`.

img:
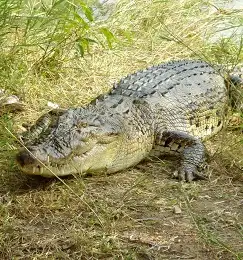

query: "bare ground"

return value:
[0, 127, 242, 259]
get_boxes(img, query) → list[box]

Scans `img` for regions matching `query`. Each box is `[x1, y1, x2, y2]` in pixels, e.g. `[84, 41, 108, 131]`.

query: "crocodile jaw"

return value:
[17, 142, 120, 177]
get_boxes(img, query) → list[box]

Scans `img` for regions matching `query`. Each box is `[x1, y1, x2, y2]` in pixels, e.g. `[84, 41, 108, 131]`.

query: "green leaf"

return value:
[74, 0, 94, 22]
[83, 37, 97, 44]
[73, 11, 89, 28]
[76, 37, 97, 57]
[100, 28, 115, 49]
[82, 5, 94, 22]
[77, 42, 84, 57]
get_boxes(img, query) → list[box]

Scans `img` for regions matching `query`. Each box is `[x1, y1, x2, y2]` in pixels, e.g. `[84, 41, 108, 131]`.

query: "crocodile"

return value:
[16, 60, 242, 181]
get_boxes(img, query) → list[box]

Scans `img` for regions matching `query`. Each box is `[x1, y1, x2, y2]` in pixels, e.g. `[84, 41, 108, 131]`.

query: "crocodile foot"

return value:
[173, 164, 208, 182]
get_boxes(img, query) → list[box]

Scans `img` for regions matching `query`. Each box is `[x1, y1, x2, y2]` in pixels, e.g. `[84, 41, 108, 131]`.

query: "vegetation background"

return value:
[0, 0, 242, 259]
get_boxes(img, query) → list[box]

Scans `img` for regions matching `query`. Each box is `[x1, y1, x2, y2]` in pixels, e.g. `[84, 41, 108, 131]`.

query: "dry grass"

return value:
[0, 0, 243, 259]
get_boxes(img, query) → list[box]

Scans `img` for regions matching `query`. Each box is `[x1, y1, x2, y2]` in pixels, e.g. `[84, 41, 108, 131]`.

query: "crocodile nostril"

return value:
[16, 150, 37, 167]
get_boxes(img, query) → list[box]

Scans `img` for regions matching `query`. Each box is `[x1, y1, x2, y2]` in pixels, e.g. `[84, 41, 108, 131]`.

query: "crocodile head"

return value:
[16, 108, 123, 177]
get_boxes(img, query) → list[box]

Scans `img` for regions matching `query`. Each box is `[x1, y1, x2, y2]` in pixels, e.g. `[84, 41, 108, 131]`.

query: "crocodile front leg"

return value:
[154, 130, 207, 182]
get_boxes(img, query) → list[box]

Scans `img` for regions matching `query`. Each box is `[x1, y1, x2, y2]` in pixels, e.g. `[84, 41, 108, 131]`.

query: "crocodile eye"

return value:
[77, 122, 88, 128]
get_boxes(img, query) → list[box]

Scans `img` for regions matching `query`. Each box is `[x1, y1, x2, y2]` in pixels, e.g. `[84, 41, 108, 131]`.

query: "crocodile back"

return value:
[110, 60, 228, 140]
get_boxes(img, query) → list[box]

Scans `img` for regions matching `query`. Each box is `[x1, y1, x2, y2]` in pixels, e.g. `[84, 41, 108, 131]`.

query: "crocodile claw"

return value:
[173, 164, 208, 182]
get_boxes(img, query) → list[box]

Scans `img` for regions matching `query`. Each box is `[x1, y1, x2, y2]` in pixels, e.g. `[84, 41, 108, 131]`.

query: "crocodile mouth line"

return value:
[20, 148, 94, 177]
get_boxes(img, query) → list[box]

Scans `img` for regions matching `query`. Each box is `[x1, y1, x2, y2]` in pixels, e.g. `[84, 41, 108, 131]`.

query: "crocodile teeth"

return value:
[32, 167, 36, 174]
[40, 167, 44, 175]
[61, 168, 65, 176]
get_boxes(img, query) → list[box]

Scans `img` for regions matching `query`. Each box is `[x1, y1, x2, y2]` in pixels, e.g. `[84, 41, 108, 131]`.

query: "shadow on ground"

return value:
[0, 130, 242, 259]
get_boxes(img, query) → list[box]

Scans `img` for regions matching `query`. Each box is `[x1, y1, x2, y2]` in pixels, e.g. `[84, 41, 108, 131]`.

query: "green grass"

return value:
[0, 0, 243, 259]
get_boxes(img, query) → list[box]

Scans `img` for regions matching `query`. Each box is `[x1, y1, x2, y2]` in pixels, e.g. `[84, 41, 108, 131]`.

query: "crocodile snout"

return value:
[16, 149, 36, 167]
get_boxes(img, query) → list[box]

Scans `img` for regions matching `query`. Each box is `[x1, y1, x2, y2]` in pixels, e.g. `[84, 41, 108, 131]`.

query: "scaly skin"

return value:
[17, 60, 235, 181]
